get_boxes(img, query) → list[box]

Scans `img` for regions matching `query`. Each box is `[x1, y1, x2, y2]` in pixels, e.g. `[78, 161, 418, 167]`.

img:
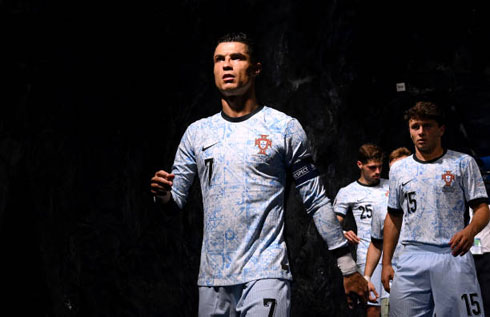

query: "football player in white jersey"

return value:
[363, 147, 411, 317]
[150, 32, 368, 316]
[382, 101, 490, 316]
[334, 143, 389, 317]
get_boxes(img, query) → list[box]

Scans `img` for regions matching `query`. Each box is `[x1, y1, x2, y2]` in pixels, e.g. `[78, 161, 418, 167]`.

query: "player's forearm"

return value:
[312, 202, 349, 250]
[467, 203, 490, 236]
[382, 213, 402, 265]
[333, 247, 358, 276]
[312, 203, 358, 275]
[365, 241, 382, 277]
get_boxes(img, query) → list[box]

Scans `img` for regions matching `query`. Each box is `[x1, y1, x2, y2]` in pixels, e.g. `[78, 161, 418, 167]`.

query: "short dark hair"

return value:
[216, 32, 259, 63]
[404, 101, 446, 126]
[358, 143, 384, 164]
[389, 147, 412, 164]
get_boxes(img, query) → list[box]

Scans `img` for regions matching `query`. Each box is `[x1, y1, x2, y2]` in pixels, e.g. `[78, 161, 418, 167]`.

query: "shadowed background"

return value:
[2, 0, 490, 316]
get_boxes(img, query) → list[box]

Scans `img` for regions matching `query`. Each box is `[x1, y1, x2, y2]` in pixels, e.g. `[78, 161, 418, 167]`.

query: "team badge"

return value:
[385, 190, 389, 197]
[255, 135, 272, 155]
[442, 171, 455, 186]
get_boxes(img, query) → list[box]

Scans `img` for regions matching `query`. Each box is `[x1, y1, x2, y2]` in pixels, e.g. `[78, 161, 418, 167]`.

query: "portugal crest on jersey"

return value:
[442, 170, 455, 186]
[255, 135, 272, 155]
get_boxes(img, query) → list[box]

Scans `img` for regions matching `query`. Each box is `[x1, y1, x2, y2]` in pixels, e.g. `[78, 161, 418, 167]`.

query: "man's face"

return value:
[357, 159, 383, 184]
[213, 42, 260, 97]
[408, 118, 445, 154]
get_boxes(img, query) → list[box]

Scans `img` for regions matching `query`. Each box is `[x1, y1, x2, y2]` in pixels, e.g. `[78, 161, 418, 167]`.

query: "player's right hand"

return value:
[344, 230, 361, 244]
[381, 264, 394, 293]
[343, 272, 369, 309]
[151, 170, 175, 198]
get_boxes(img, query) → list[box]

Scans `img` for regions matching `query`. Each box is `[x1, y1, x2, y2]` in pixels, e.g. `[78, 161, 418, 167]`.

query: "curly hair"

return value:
[404, 101, 445, 126]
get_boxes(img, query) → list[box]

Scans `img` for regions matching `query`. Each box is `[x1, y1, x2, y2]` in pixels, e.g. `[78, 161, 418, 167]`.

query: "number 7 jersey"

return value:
[170, 106, 347, 286]
[388, 150, 488, 246]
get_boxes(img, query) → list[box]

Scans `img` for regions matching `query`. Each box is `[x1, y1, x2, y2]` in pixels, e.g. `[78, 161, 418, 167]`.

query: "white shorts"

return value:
[390, 244, 484, 317]
[198, 278, 290, 316]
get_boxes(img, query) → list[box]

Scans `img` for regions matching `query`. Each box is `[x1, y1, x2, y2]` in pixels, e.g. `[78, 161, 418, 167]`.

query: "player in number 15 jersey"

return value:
[383, 101, 489, 317]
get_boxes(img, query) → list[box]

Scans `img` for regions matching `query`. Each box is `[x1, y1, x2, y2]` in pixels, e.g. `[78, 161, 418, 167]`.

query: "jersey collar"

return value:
[221, 105, 264, 122]
[413, 148, 448, 164]
[356, 179, 380, 187]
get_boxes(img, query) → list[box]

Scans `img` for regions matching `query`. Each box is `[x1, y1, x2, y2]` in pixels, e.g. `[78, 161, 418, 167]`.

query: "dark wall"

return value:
[2, 1, 490, 316]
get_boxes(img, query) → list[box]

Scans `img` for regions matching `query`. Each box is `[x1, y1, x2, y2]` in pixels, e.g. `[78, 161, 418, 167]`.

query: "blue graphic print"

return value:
[388, 151, 488, 246]
[170, 106, 347, 286]
[334, 180, 389, 266]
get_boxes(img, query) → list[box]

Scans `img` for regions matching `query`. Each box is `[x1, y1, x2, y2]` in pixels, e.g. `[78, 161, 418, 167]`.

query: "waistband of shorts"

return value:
[403, 242, 452, 254]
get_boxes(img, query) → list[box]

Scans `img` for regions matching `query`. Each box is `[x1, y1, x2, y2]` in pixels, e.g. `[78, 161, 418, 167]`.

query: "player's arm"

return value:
[381, 211, 402, 292]
[285, 119, 368, 305]
[450, 201, 490, 256]
[336, 214, 361, 244]
[365, 206, 384, 301]
[364, 239, 382, 302]
[365, 209, 384, 278]
[150, 126, 197, 213]
[284, 119, 352, 255]
[451, 157, 490, 256]
[334, 192, 361, 244]
[151, 170, 174, 204]
[364, 238, 383, 277]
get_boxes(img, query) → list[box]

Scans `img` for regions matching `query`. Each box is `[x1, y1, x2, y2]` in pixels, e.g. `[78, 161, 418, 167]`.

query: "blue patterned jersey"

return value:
[370, 198, 405, 267]
[170, 105, 347, 286]
[333, 179, 389, 266]
[388, 150, 488, 246]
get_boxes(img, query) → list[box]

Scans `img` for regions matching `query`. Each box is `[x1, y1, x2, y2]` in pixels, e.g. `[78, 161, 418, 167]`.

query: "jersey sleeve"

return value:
[387, 167, 403, 215]
[333, 187, 350, 217]
[285, 119, 347, 251]
[170, 125, 198, 209]
[462, 156, 489, 206]
[370, 208, 384, 240]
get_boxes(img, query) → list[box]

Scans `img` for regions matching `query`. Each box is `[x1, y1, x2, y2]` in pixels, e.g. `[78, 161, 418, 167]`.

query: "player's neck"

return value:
[221, 91, 259, 118]
[414, 145, 444, 162]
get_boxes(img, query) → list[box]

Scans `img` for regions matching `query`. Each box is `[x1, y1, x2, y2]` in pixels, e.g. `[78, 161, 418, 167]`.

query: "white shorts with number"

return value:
[198, 278, 290, 317]
[390, 244, 484, 317]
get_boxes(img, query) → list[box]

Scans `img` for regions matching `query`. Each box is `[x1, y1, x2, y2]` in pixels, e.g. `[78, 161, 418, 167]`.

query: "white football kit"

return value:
[334, 179, 389, 305]
[170, 105, 348, 287]
[387, 150, 488, 316]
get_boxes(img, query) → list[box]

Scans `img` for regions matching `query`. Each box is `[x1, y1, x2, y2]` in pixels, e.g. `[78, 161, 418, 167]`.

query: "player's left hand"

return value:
[343, 230, 361, 244]
[343, 272, 369, 309]
[366, 279, 379, 303]
[450, 227, 476, 256]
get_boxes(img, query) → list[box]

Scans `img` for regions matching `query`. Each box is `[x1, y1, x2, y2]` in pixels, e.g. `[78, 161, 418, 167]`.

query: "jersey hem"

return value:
[197, 274, 293, 287]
